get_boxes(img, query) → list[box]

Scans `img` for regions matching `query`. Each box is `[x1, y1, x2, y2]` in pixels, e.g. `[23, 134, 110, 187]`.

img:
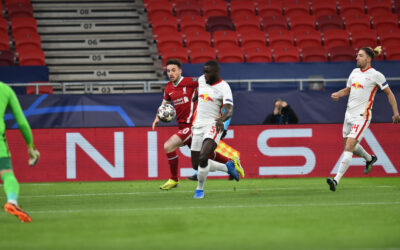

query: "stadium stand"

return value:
[328, 46, 356, 61]
[268, 30, 295, 48]
[0, 50, 14, 66]
[189, 46, 217, 63]
[378, 29, 400, 47]
[366, 0, 394, 17]
[174, 0, 202, 17]
[350, 29, 378, 49]
[342, 14, 371, 32]
[385, 45, 400, 60]
[6, 2, 34, 20]
[287, 14, 316, 32]
[272, 46, 300, 62]
[295, 30, 322, 48]
[372, 14, 399, 31]
[244, 46, 272, 62]
[233, 15, 261, 33]
[260, 15, 288, 32]
[184, 30, 211, 49]
[256, 0, 282, 16]
[18, 48, 45, 65]
[317, 15, 344, 32]
[323, 29, 350, 49]
[0, 32, 10, 50]
[283, 0, 310, 17]
[202, 0, 228, 17]
[217, 46, 244, 63]
[311, 1, 338, 17]
[151, 16, 178, 34]
[212, 30, 239, 49]
[301, 46, 328, 62]
[338, 0, 365, 16]
[159, 46, 189, 64]
[229, 0, 256, 19]
[206, 16, 235, 33]
[239, 30, 266, 49]
[180, 16, 206, 33]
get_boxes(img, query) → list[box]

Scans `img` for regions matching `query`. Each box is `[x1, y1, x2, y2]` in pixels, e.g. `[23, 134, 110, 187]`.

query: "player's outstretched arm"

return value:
[383, 86, 400, 124]
[331, 87, 350, 101]
[152, 116, 159, 130]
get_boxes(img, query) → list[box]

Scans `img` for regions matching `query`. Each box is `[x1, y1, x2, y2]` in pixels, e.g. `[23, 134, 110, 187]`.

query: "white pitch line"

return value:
[28, 201, 400, 214]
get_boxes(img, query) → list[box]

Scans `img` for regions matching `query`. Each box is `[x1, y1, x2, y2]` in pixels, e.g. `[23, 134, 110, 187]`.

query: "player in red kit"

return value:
[152, 59, 234, 190]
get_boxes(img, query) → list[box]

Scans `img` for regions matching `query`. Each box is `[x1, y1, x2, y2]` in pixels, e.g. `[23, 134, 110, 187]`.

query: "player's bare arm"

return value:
[215, 104, 233, 133]
[383, 87, 400, 124]
[152, 100, 169, 130]
[331, 87, 351, 101]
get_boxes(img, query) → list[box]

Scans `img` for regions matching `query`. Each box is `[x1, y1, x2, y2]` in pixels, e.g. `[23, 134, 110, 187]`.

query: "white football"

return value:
[157, 104, 176, 122]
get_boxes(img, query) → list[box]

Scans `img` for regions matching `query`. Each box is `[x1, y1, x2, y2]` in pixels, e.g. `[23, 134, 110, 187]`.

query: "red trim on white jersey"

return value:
[361, 67, 372, 72]
[356, 85, 378, 140]
[210, 78, 223, 86]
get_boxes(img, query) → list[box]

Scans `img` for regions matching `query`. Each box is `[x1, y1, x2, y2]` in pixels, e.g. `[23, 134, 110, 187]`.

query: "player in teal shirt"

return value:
[0, 81, 40, 223]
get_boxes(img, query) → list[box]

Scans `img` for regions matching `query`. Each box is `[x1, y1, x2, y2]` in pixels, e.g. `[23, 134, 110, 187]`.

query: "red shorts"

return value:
[177, 123, 192, 146]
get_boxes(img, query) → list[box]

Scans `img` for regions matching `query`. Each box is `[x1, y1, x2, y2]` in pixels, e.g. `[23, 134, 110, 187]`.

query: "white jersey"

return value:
[346, 67, 388, 120]
[193, 75, 233, 126]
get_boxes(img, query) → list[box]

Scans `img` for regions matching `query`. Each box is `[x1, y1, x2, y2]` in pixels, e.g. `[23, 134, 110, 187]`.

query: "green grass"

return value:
[0, 177, 399, 250]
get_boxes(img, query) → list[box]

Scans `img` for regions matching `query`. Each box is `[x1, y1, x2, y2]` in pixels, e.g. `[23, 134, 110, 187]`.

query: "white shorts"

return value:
[342, 112, 370, 141]
[191, 123, 223, 152]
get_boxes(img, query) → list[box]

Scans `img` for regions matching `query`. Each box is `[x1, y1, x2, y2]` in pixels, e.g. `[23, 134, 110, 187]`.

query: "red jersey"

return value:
[163, 77, 198, 126]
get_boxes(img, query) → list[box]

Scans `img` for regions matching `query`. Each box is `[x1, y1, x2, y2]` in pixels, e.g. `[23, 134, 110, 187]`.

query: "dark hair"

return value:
[273, 98, 284, 107]
[204, 60, 220, 71]
[360, 46, 382, 61]
[166, 58, 182, 68]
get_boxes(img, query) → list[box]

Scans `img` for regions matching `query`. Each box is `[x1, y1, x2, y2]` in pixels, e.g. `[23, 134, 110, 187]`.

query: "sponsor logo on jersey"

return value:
[352, 82, 364, 89]
[199, 94, 213, 102]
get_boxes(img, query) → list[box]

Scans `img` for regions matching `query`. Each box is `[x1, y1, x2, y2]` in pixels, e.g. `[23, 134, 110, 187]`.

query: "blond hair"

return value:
[361, 46, 381, 60]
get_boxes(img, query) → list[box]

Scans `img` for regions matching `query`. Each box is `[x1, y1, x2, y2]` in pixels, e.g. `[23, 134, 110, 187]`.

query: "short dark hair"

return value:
[204, 60, 220, 71]
[166, 58, 182, 68]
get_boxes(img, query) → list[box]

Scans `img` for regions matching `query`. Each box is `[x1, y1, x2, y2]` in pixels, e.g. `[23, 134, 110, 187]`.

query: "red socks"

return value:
[167, 151, 179, 181]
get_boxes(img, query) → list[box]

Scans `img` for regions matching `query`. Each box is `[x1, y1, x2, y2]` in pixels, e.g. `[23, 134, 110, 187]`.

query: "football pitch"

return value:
[0, 177, 399, 250]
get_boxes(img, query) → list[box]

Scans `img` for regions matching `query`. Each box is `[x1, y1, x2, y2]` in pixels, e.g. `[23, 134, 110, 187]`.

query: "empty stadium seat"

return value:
[301, 46, 328, 62]
[343, 14, 371, 32]
[146, 2, 174, 23]
[283, 0, 310, 17]
[338, 0, 365, 16]
[372, 14, 399, 31]
[159, 46, 189, 65]
[26, 82, 53, 95]
[350, 29, 378, 48]
[384, 45, 400, 60]
[329, 46, 356, 61]
[233, 15, 261, 33]
[175, 1, 202, 17]
[317, 15, 344, 32]
[239, 30, 266, 49]
[287, 15, 316, 32]
[184, 30, 211, 49]
[0, 50, 14, 66]
[180, 16, 206, 33]
[11, 17, 37, 38]
[366, 0, 393, 17]
[189, 46, 217, 63]
[0, 32, 10, 50]
[244, 46, 272, 62]
[14, 32, 42, 52]
[268, 30, 294, 48]
[323, 29, 350, 48]
[152, 16, 178, 34]
[260, 15, 288, 32]
[155, 31, 183, 51]
[256, 0, 282, 16]
[273, 45, 300, 62]
[0, 18, 8, 35]
[230, 0, 256, 19]
[217, 46, 244, 62]
[378, 28, 400, 47]
[202, 0, 228, 18]
[295, 30, 322, 48]
[18, 49, 46, 66]
[206, 16, 235, 33]
[212, 30, 239, 49]
[311, 1, 338, 17]
[6, 2, 34, 20]
[4, 0, 31, 8]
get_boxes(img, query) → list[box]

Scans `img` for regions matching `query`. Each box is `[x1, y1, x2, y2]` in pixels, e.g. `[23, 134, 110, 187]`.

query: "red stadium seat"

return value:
[151, 16, 178, 34]
[0, 32, 10, 50]
[229, 0, 256, 19]
[366, 0, 393, 17]
[206, 16, 235, 33]
[350, 29, 378, 49]
[283, 0, 310, 17]
[328, 46, 356, 61]
[6, 2, 34, 20]
[155, 31, 183, 51]
[14, 33, 42, 52]
[175, 1, 202, 17]
[189, 46, 217, 63]
[260, 15, 288, 32]
[212, 30, 238, 49]
[147, 2, 174, 23]
[4, 0, 31, 8]
[384, 45, 400, 60]
[180, 16, 206, 33]
[0, 50, 14, 66]
[372, 14, 399, 31]
[217, 46, 244, 62]
[287, 15, 316, 32]
[317, 15, 344, 32]
[184, 30, 211, 49]
[378, 29, 400, 47]
[233, 15, 261, 33]
[268, 30, 294, 48]
[256, 0, 282, 17]
[311, 1, 338, 17]
[343, 14, 371, 32]
[202, 0, 228, 18]
[239, 30, 266, 49]
[323, 29, 350, 49]
[11, 17, 37, 38]
[244, 46, 272, 62]
[301, 46, 328, 62]
[0, 18, 8, 34]
[159, 46, 189, 65]
[26, 82, 53, 95]
[338, 0, 365, 16]
[295, 30, 322, 48]
[18, 49, 46, 66]
[273, 45, 300, 62]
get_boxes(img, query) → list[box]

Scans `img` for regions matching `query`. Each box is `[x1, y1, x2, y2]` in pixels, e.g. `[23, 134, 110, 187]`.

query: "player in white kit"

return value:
[327, 46, 399, 191]
[191, 61, 244, 199]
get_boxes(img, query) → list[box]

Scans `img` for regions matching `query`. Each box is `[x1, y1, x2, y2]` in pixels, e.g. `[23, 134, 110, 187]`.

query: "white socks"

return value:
[353, 144, 372, 162]
[208, 159, 228, 173]
[197, 164, 210, 190]
[334, 151, 353, 184]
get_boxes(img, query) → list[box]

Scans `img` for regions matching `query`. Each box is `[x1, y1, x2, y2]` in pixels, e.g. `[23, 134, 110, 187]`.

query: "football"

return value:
[157, 103, 176, 122]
